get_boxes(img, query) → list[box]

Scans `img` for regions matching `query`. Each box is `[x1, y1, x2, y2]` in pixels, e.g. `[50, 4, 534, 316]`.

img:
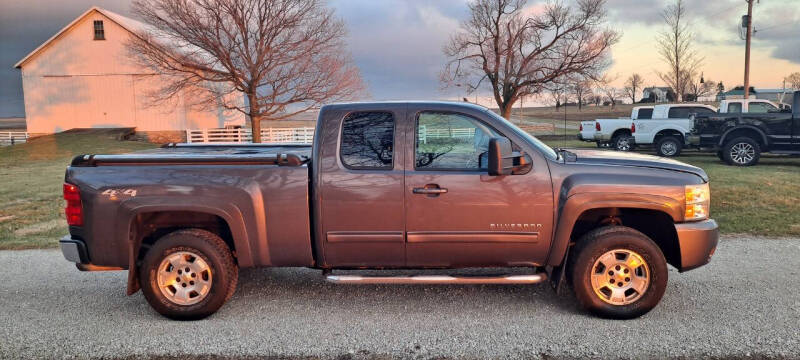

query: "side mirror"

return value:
[488, 137, 513, 176]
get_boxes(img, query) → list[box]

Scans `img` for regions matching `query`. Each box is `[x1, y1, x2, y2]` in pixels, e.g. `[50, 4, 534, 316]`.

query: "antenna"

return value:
[563, 98, 567, 148]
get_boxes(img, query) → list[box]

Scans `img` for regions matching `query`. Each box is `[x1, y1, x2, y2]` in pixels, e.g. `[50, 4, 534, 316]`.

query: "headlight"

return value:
[685, 183, 710, 221]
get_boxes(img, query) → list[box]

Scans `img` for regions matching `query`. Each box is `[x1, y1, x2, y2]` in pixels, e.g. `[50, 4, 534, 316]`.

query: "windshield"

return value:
[484, 110, 558, 161]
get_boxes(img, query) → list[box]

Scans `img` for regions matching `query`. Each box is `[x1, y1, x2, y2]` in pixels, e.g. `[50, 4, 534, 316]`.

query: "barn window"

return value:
[93, 20, 105, 40]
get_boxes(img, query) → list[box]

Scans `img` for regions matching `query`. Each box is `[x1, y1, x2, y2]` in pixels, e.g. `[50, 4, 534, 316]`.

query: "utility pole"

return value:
[743, 0, 755, 99]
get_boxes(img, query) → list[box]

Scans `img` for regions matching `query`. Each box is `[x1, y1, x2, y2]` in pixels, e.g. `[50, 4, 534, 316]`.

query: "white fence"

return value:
[417, 126, 475, 144]
[186, 128, 315, 144]
[0, 132, 29, 146]
[185, 124, 554, 144]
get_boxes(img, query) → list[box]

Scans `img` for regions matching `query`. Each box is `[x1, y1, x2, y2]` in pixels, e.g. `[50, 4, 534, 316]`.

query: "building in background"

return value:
[13, 7, 244, 137]
[640, 87, 675, 103]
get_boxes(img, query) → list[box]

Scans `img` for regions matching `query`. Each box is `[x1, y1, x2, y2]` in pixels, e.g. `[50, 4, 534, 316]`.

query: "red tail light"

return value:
[595, 122, 601, 131]
[579, 124, 583, 131]
[63, 183, 83, 226]
[631, 123, 636, 133]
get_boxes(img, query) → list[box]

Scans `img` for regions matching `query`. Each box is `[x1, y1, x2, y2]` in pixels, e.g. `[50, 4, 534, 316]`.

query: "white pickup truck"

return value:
[632, 99, 782, 157]
[579, 106, 653, 151]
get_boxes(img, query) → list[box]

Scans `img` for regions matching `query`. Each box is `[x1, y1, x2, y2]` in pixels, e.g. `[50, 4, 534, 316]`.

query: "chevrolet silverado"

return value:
[60, 101, 718, 320]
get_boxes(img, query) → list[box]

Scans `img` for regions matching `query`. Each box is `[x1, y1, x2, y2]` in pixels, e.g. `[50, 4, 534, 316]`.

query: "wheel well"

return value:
[132, 211, 237, 264]
[569, 208, 680, 269]
[654, 129, 683, 142]
[611, 129, 631, 139]
[722, 128, 765, 146]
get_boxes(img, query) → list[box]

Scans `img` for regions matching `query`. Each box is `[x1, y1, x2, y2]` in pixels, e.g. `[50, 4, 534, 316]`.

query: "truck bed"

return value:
[64, 142, 315, 269]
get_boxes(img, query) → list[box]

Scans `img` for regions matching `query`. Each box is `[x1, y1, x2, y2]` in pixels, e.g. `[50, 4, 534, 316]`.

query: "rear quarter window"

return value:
[668, 107, 690, 118]
[637, 109, 653, 119]
[339, 112, 395, 169]
[693, 107, 716, 115]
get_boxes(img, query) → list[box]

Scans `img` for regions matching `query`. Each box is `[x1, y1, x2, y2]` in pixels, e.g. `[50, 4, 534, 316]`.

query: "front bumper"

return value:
[675, 219, 719, 272]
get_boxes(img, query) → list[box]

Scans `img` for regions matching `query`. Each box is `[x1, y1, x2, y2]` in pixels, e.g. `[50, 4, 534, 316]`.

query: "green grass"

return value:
[0, 130, 797, 250]
[544, 138, 800, 237]
[0, 130, 156, 249]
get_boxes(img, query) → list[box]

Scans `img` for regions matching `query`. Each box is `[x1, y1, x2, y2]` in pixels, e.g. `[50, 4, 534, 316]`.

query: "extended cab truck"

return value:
[587, 106, 654, 151]
[631, 104, 717, 157]
[60, 101, 718, 320]
[689, 93, 800, 166]
[718, 98, 782, 114]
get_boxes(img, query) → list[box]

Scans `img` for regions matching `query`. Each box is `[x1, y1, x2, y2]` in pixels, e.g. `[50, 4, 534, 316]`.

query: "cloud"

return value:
[329, 0, 467, 100]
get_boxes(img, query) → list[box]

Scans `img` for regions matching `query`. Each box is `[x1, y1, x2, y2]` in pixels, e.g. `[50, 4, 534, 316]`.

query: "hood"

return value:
[564, 149, 708, 182]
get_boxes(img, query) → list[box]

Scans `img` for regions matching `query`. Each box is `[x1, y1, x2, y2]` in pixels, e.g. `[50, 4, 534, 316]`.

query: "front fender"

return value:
[545, 192, 683, 266]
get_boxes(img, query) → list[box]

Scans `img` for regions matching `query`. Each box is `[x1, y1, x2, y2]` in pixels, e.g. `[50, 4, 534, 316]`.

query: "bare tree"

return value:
[656, 0, 702, 102]
[127, 0, 365, 142]
[572, 77, 594, 111]
[441, 0, 619, 118]
[595, 74, 619, 108]
[543, 77, 569, 108]
[687, 79, 717, 101]
[786, 72, 800, 89]
[624, 73, 643, 103]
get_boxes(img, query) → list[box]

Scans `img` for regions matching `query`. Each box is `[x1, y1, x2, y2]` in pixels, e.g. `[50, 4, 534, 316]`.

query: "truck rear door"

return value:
[402, 105, 554, 267]
[317, 106, 407, 267]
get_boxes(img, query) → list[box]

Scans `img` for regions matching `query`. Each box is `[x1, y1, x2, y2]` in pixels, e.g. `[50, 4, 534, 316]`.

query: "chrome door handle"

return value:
[413, 185, 448, 195]
[413, 188, 448, 194]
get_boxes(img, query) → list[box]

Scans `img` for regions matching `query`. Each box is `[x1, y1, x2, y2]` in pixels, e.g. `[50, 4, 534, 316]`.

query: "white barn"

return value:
[14, 7, 244, 135]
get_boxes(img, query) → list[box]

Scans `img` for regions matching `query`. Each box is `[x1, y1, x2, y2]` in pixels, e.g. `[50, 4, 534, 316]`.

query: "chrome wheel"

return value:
[615, 137, 631, 151]
[157, 251, 212, 306]
[590, 249, 650, 306]
[660, 141, 677, 156]
[729, 142, 755, 165]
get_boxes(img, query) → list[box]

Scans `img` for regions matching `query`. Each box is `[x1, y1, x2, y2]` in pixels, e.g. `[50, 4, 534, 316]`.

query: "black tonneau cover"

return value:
[71, 143, 312, 167]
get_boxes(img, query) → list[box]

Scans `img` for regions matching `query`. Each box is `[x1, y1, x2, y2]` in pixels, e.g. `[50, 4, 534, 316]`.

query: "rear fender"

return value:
[117, 199, 252, 295]
[718, 125, 768, 147]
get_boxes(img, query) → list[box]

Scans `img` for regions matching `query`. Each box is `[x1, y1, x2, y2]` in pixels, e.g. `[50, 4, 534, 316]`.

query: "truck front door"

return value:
[403, 107, 554, 267]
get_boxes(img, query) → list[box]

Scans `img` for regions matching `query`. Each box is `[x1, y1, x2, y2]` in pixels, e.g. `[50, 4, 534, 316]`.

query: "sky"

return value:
[0, 0, 798, 118]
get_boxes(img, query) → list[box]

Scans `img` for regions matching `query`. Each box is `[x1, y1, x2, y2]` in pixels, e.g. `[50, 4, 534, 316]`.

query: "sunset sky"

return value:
[1, 0, 798, 117]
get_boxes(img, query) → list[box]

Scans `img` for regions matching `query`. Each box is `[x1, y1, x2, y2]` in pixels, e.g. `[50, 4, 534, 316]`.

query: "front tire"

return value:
[655, 136, 682, 157]
[568, 226, 668, 319]
[722, 137, 760, 166]
[140, 229, 238, 320]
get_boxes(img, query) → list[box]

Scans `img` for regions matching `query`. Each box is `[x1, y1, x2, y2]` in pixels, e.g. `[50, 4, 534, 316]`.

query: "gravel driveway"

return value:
[1, 235, 799, 359]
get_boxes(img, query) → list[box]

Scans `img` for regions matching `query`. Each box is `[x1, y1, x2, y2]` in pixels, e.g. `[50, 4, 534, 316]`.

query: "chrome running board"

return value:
[325, 273, 546, 285]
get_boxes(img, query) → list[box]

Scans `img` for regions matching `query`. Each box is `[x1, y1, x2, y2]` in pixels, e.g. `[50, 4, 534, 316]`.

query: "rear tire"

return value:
[568, 226, 668, 319]
[722, 137, 760, 166]
[612, 135, 634, 151]
[655, 136, 682, 157]
[140, 229, 238, 320]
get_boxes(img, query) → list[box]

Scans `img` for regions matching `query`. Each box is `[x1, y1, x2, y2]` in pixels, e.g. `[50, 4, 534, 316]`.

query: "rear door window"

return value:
[727, 103, 743, 113]
[668, 107, 690, 118]
[693, 107, 716, 116]
[340, 112, 395, 169]
[637, 108, 653, 119]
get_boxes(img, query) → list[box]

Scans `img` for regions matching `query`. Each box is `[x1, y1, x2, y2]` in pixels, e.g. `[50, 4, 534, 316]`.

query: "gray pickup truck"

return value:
[60, 101, 718, 320]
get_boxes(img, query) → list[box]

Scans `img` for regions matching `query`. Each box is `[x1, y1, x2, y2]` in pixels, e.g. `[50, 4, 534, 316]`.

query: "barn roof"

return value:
[14, 7, 147, 68]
